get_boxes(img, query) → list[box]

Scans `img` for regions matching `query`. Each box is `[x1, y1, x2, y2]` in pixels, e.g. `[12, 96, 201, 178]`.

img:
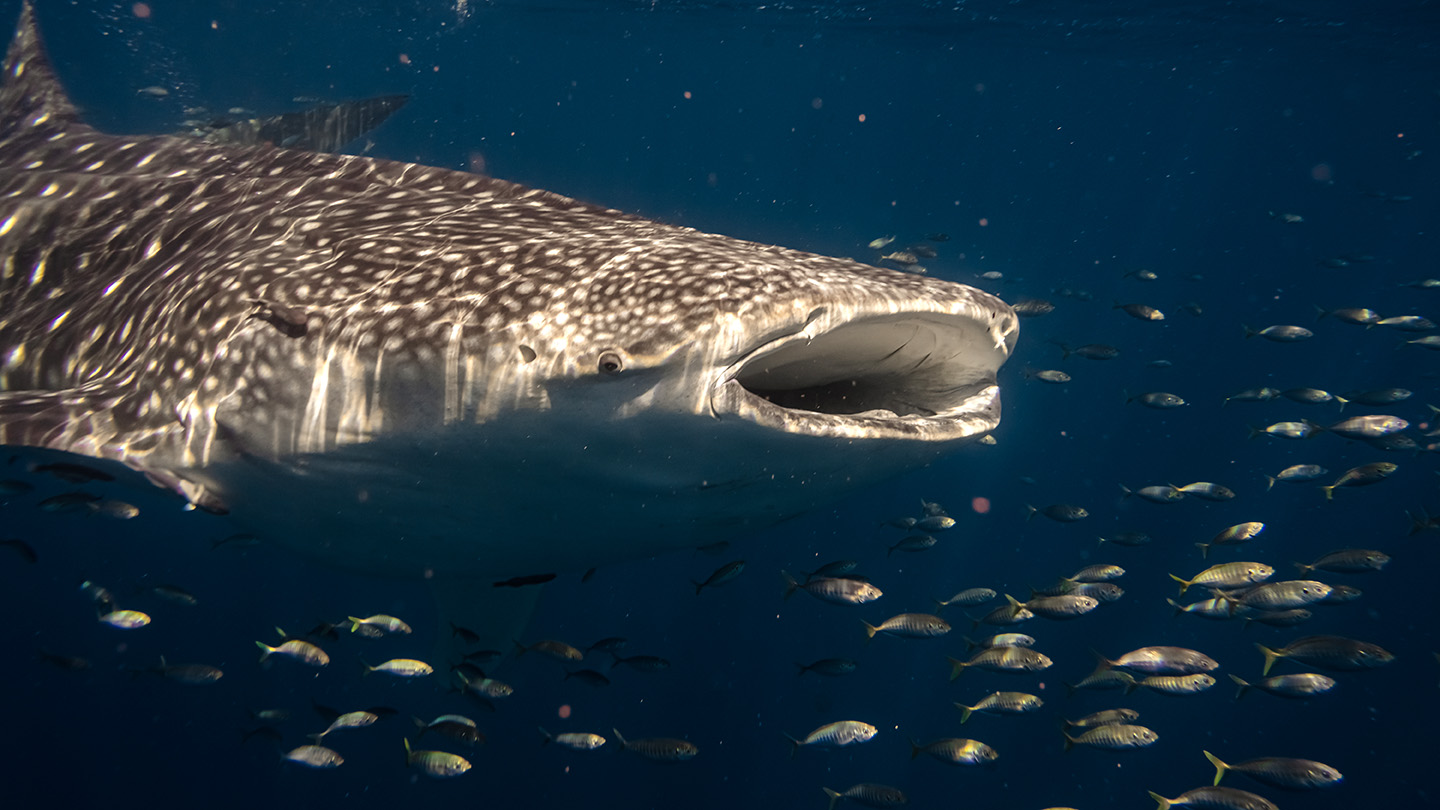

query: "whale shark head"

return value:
[0, 3, 1017, 579]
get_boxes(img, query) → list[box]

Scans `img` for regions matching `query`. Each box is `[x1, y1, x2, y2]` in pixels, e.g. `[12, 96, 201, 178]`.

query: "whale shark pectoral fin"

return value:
[429, 575, 545, 667]
[0, 387, 206, 499]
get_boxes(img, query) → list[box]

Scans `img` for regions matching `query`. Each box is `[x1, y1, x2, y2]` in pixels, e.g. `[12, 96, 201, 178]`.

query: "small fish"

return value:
[880, 250, 918, 265]
[1294, 548, 1389, 575]
[1193, 522, 1264, 558]
[1115, 303, 1165, 321]
[1264, 465, 1326, 490]
[0, 479, 34, 495]
[564, 668, 611, 687]
[1314, 305, 1381, 325]
[1062, 724, 1158, 752]
[1013, 298, 1055, 318]
[1377, 314, 1435, 331]
[908, 244, 938, 259]
[456, 671, 514, 698]
[612, 728, 698, 761]
[964, 633, 1035, 651]
[925, 232, 949, 241]
[1224, 387, 1281, 404]
[309, 710, 379, 742]
[1280, 387, 1345, 406]
[934, 587, 997, 610]
[1326, 415, 1408, 439]
[822, 783, 908, 810]
[282, 745, 343, 769]
[1203, 750, 1343, 790]
[1317, 584, 1363, 604]
[539, 727, 605, 750]
[1128, 392, 1186, 408]
[1068, 564, 1125, 583]
[802, 560, 858, 580]
[862, 613, 950, 640]
[403, 738, 472, 777]
[151, 585, 198, 606]
[1243, 324, 1313, 341]
[145, 656, 223, 684]
[1022, 368, 1071, 384]
[1120, 484, 1185, 504]
[1250, 420, 1323, 440]
[1405, 335, 1440, 350]
[1227, 672, 1336, 700]
[908, 737, 997, 765]
[1019, 593, 1099, 620]
[514, 639, 584, 661]
[586, 636, 628, 654]
[1320, 462, 1398, 500]
[972, 596, 1035, 628]
[795, 658, 858, 677]
[99, 609, 150, 629]
[1065, 668, 1137, 696]
[915, 515, 955, 531]
[256, 637, 329, 667]
[450, 622, 481, 645]
[1025, 503, 1089, 522]
[1240, 608, 1313, 628]
[1168, 597, 1235, 621]
[782, 571, 882, 605]
[493, 573, 556, 588]
[1064, 708, 1139, 729]
[1058, 343, 1120, 360]
[692, 559, 746, 594]
[414, 711, 486, 743]
[947, 645, 1052, 679]
[1228, 580, 1331, 611]
[1098, 531, 1152, 547]
[887, 534, 937, 556]
[867, 235, 896, 249]
[1098, 646, 1219, 675]
[1148, 787, 1276, 810]
[1134, 673, 1216, 696]
[953, 691, 1043, 723]
[210, 533, 260, 550]
[1177, 482, 1235, 501]
[610, 653, 671, 672]
[95, 500, 139, 519]
[784, 720, 878, 756]
[1255, 635, 1395, 675]
[40, 492, 100, 514]
[1268, 210, 1303, 223]
[347, 614, 412, 635]
[136, 85, 170, 97]
[1169, 562, 1273, 594]
[1124, 268, 1159, 281]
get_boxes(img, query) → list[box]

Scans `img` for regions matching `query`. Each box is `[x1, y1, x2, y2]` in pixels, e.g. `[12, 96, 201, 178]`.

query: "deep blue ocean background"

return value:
[2, 1, 1439, 807]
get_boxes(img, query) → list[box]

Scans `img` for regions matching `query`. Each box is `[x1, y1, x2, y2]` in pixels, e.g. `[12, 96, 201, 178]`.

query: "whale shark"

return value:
[0, 3, 1016, 601]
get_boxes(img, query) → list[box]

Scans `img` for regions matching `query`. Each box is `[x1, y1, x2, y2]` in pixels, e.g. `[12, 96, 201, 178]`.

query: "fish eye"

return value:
[598, 351, 624, 374]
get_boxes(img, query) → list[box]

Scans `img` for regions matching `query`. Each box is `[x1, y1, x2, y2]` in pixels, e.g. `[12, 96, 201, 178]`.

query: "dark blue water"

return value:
[2, 1, 1438, 807]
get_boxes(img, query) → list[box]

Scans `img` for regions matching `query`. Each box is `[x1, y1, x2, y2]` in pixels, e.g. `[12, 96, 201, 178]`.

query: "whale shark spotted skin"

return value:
[0, 3, 1016, 578]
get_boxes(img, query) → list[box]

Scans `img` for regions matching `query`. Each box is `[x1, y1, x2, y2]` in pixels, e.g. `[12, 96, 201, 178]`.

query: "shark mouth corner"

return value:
[713, 305, 1015, 441]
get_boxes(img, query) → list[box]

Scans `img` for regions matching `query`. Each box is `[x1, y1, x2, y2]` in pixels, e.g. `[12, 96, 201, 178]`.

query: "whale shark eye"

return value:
[598, 351, 624, 374]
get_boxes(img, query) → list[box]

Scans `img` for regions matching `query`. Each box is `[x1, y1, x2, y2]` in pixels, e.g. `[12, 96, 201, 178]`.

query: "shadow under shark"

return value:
[0, 3, 1016, 637]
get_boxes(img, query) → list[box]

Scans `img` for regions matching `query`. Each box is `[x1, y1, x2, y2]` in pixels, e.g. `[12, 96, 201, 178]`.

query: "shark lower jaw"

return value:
[712, 309, 1012, 441]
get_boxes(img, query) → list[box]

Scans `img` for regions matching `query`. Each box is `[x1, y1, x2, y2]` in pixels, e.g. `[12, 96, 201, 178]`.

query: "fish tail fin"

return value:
[1202, 750, 1229, 786]
[946, 656, 966, 682]
[538, 726, 552, 745]
[1061, 729, 1077, 752]
[780, 570, 799, 600]
[1194, 542, 1210, 559]
[823, 788, 842, 810]
[254, 641, 272, 663]
[609, 652, 622, 670]
[908, 737, 922, 759]
[1167, 573, 1191, 595]
[1228, 673, 1250, 700]
[612, 728, 627, 750]
[1246, 425, 1263, 440]
[306, 732, 323, 743]
[1166, 598, 1183, 617]
[1024, 504, 1037, 521]
[1263, 475, 1276, 491]
[512, 640, 527, 658]
[931, 597, 947, 614]
[1118, 484, 1134, 499]
[861, 621, 879, 641]
[956, 704, 974, 724]
[1004, 593, 1022, 607]
[691, 580, 705, 595]
[1123, 678, 1138, 696]
[360, 660, 373, 677]
[1335, 395, 1348, 412]
[1321, 484, 1336, 501]
[1148, 791, 1174, 810]
[1242, 324, 1257, 338]
[1064, 681, 1077, 697]
[1293, 561, 1313, 575]
[1409, 508, 1432, 535]
[1255, 643, 1282, 676]
[963, 636, 978, 652]
[794, 662, 809, 676]
[783, 733, 801, 758]
[1313, 304, 1329, 320]
[346, 617, 362, 632]
[1089, 648, 1114, 670]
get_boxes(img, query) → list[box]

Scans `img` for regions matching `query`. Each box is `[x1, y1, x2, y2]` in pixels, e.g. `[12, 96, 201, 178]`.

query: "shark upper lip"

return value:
[712, 299, 1016, 441]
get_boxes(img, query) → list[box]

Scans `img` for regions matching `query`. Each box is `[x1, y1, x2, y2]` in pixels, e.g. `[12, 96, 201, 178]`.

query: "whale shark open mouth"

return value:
[713, 308, 1009, 441]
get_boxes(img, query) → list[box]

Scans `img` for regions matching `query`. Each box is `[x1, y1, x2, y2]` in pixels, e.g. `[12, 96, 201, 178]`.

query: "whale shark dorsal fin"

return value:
[1, 2, 83, 132]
